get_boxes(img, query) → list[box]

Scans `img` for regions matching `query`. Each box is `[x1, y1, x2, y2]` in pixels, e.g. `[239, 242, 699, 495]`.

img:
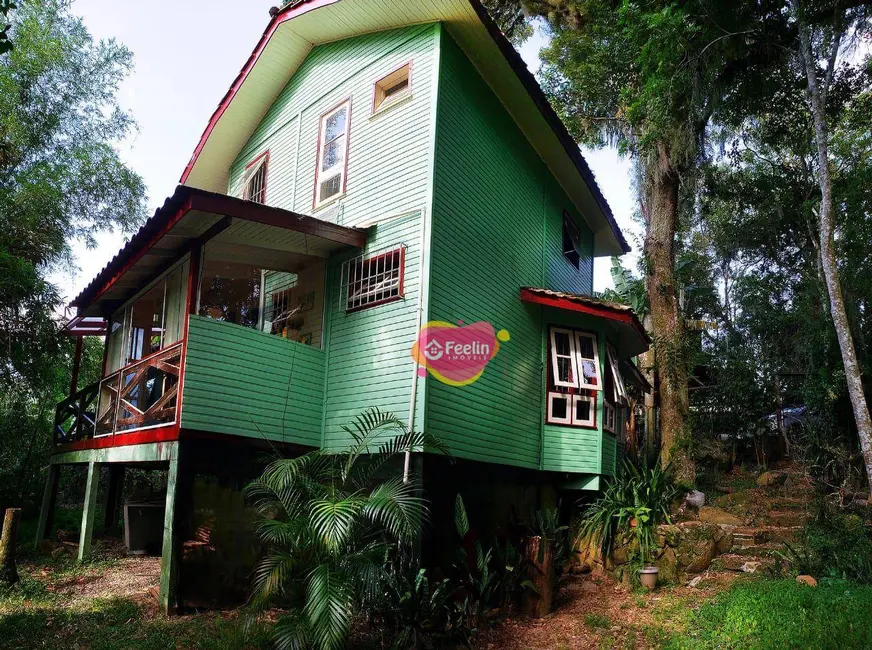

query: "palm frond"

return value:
[454, 494, 470, 538]
[340, 407, 408, 480]
[362, 476, 428, 542]
[304, 564, 353, 650]
[250, 551, 297, 604]
[310, 496, 365, 553]
[273, 610, 313, 650]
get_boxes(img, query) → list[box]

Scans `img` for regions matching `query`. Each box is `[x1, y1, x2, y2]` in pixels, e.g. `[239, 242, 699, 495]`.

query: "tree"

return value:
[791, 0, 872, 489]
[518, 1, 796, 484]
[0, 0, 145, 510]
[0, 1, 13, 54]
[246, 409, 449, 650]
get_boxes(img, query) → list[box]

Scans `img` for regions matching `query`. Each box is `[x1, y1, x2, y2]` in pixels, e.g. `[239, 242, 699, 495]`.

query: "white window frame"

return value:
[546, 392, 596, 427]
[314, 99, 351, 209]
[549, 327, 579, 388]
[547, 392, 572, 425]
[606, 343, 628, 403]
[604, 402, 617, 433]
[575, 331, 601, 390]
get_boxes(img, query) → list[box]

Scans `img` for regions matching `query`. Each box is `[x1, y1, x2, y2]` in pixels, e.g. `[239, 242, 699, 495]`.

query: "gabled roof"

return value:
[520, 287, 649, 357]
[180, 0, 629, 256]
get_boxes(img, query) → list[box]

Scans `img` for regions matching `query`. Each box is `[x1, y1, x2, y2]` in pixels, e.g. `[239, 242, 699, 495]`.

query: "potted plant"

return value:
[628, 506, 658, 590]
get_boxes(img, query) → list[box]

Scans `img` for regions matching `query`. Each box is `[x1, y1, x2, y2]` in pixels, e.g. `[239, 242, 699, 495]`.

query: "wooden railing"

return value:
[95, 341, 183, 438]
[53, 381, 100, 445]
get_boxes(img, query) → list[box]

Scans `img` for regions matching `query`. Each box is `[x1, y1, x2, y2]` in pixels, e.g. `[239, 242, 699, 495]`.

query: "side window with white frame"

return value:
[242, 151, 269, 204]
[372, 62, 412, 113]
[315, 99, 351, 208]
[603, 342, 626, 434]
[546, 326, 600, 428]
[341, 245, 405, 312]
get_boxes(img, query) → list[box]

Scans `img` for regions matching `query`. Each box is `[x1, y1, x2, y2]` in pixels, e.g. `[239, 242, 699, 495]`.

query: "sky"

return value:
[51, 0, 642, 306]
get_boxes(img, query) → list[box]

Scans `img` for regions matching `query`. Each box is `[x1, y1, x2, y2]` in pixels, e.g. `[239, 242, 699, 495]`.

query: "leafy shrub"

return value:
[373, 566, 456, 650]
[245, 408, 448, 650]
[782, 511, 872, 583]
[794, 417, 865, 494]
[575, 459, 678, 564]
[667, 579, 872, 649]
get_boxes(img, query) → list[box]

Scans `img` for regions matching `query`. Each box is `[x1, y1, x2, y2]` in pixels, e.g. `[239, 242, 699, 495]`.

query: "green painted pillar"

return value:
[78, 460, 102, 562]
[35, 463, 61, 547]
[158, 453, 180, 614]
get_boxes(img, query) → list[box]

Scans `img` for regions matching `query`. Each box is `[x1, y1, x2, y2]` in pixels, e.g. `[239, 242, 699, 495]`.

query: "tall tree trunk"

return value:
[799, 24, 872, 490]
[645, 143, 694, 484]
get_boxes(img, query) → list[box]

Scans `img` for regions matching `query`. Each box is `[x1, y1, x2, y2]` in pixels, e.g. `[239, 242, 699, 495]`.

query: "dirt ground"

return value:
[476, 570, 743, 650]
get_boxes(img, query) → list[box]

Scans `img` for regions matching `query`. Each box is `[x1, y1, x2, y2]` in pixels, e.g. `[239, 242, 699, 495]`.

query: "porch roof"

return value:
[72, 185, 366, 317]
[520, 287, 650, 358]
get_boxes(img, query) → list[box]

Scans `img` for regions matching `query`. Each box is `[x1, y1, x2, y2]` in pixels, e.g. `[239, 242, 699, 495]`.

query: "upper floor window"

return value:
[373, 63, 411, 113]
[563, 211, 581, 269]
[341, 246, 405, 312]
[603, 343, 626, 433]
[242, 151, 269, 204]
[546, 326, 600, 428]
[315, 99, 351, 208]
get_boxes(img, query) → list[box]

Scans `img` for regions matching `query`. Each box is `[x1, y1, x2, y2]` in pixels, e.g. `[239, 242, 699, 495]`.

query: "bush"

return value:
[667, 579, 872, 649]
[783, 511, 872, 583]
[575, 459, 678, 564]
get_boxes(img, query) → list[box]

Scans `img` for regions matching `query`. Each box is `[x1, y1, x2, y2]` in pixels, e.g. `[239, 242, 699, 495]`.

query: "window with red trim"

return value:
[341, 246, 405, 312]
[546, 326, 601, 428]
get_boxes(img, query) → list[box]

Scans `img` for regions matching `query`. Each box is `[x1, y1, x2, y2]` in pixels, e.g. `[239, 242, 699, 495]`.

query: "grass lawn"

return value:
[663, 578, 872, 650]
[0, 551, 273, 650]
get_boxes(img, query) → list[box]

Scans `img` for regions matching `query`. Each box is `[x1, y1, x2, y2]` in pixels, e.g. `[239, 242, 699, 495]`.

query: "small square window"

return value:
[373, 63, 411, 113]
[342, 246, 405, 312]
[563, 211, 581, 269]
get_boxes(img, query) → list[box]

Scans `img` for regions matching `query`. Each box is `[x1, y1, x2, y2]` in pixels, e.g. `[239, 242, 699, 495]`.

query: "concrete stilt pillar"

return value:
[158, 453, 181, 615]
[78, 460, 102, 562]
[35, 464, 61, 547]
[103, 466, 125, 530]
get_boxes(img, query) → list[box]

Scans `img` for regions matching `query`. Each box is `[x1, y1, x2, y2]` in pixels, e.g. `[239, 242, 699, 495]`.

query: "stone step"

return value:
[729, 543, 786, 558]
[731, 527, 771, 547]
[759, 511, 809, 527]
[715, 553, 777, 573]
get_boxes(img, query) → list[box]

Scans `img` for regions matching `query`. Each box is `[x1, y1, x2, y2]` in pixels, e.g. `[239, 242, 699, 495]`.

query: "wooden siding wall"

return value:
[181, 315, 325, 446]
[321, 212, 425, 450]
[426, 31, 596, 470]
[228, 24, 438, 228]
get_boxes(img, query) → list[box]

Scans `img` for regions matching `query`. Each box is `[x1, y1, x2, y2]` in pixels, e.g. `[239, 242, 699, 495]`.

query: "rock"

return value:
[699, 506, 744, 526]
[684, 490, 706, 509]
[757, 471, 788, 488]
[580, 580, 600, 594]
[718, 553, 775, 573]
[797, 575, 818, 587]
[687, 575, 702, 588]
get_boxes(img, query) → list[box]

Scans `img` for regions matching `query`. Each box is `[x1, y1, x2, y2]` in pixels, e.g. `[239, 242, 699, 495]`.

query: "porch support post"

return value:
[103, 466, 125, 530]
[35, 464, 60, 546]
[70, 336, 84, 398]
[159, 447, 191, 615]
[78, 460, 102, 561]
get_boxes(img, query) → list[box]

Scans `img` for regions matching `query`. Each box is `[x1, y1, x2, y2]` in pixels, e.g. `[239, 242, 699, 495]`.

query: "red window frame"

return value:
[345, 246, 405, 313]
[242, 150, 269, 204]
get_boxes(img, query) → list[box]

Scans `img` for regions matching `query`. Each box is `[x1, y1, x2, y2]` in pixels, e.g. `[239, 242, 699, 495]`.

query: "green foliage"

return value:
[575, 459, 678, 563]
[482, 0, 534, 46]
[245, 408, 449, 650]
[0, 1, 13, 54]
[0, 0, 144, 513]
[375, 566, 456, 650]
[666, 579, 872, 649]
[782, 511, 872, 584]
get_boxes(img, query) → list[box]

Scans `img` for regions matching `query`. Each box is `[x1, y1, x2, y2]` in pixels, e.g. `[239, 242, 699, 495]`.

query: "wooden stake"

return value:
[0, 508, 22, 585]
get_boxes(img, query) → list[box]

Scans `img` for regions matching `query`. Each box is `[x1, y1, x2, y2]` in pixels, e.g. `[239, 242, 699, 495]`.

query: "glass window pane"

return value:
[198, 260, 262, 329]
[324, 108, 346, 142]
[127, 282, 165, 363]
[557, 357, 574, 384]
[320, 174, 342, 201]
[321, 137, 344, 171]
[553, 330, 572, 356]
[550, 394, 568, 420]
[574, 397, 591, 422]
[582, 359, 599, 387]
[577, 335, 594, 359]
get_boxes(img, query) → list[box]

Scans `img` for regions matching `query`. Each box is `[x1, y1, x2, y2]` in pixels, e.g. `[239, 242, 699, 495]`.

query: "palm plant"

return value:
[245, 408, 449, 650]
[575, 459, 678, 563]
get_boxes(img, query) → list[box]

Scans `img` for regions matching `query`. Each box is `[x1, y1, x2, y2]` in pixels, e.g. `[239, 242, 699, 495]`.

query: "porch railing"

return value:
[96, 341, 183, 438]
[53, 381, 99, 445]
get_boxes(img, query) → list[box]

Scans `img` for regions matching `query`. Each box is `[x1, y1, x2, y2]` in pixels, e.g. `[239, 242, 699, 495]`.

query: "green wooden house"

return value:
[39, 0, 648, 611]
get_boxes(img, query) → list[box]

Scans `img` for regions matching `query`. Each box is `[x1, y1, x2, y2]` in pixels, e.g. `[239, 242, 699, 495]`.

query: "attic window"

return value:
[373, 63, 411, 113]
[242, 151, 269, 204]
[315, 100, 351, 208]
[341, 245, 405, 312]
[563, 211, 581, 269]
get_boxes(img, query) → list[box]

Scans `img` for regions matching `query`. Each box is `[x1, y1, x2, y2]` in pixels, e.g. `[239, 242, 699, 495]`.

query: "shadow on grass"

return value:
[0, 595, 271, 650]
